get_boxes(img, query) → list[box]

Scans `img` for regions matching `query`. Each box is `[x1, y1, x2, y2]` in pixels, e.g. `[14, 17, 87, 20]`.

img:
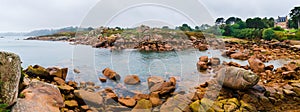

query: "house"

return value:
[275, 16, 288, 29]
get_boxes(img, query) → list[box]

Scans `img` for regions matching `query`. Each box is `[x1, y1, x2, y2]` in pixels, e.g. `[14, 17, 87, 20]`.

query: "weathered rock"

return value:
[118, 97, 136, 107]
[248, 57, 265, 72]
[169, 77, 176, 86]
[124, 75, 140, 85]
[12, 81, 64, 112]
[73, 68, 80, 74]
[230, 52, 248, 60]
[47, 67, 68, 80]
[65, 100, 78, 107]
[133, 94, 149, 100]
[190, 100, 204, 112]
[99, 77, 107, 82]
[58, 85, 74, 92]
[209, 57, 221, 66]
[25, 65, 49, 78]
[53, 77, 66, 85]
[199, 56, 209, 62]
[102, 68, 121, 81]
[216, 66, 260, 90]
[74, 90, 104, 107]
[147, 76, 164, 89]
[198, 44, 208, 51]
[160, 94, 191, 112]
[265, 65, 274, 71]
[283, 89, 296, 96]
[200, 98, 215, 111]
[131, 99, 152, 112]
[197, 61, 208, 71]
[0, 52, 21, 105]
[149, 92, 162, 107]
[239, 100, 256, 112]
[104, 88, 118, 101]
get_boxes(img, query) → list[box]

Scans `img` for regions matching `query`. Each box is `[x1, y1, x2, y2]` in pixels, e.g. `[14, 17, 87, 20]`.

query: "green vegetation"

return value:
[36, 6, 300, 42]
[0, 103, 9, 112]
[290, 6, 300, 29]
[262, 29, 275, 40]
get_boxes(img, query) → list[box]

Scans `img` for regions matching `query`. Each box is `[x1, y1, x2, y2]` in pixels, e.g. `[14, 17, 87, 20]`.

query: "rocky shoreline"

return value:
[1, 50, 300, 112]
[4, 26, 300, 111]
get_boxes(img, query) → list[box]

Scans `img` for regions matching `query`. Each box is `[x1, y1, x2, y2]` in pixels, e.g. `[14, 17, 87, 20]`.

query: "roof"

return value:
[276, 16, 287, 23]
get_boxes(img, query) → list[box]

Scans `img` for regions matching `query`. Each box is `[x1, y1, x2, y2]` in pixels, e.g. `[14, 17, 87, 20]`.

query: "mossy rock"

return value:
[239, 100, 256, 112]
[25, 65, 49, 78]
[190, 100, 204, 112]
[227, 98, 240, 107]
[132, 99, 152, 112]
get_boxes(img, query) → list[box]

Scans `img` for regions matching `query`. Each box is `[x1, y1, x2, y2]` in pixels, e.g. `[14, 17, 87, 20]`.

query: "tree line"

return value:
[175, 6, 300, 40]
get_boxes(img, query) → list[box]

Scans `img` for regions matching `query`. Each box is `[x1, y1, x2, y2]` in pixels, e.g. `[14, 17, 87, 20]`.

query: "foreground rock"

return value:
[248, 57, 265, 73]
[24, 65, 68, 80]
[216, 66, 260, 90]
[0, 52, 21, 105]
[102, 68, 121, 81]
[131, 99, 152, 112]
[124, 75, 140, 85]
[160, 94, 192, 112]
[12, 81, 64, 112]
[74, 89, 104, 107]
[147, 76, 176, 95]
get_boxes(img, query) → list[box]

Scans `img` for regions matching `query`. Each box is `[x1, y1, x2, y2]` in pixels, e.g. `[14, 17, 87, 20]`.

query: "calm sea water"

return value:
[0, 36, 288, 93]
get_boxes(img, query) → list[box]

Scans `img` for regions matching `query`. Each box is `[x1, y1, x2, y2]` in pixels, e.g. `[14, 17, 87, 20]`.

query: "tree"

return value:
[179, 24, 192, 31]
[226, 17, 237, 24]
[288, 19, 298, 29]
[235, 18, 242, 23]
[215, 18, 225, 25]
[162, 26, 169, 29]
[236, 21, 247, 29]
[246, 17, 266, 29]
[290, 6, 300, 29]
[223, 25, 233, 36]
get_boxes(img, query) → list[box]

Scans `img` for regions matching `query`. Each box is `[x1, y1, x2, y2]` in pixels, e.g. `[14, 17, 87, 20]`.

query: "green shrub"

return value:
[272, 26, 284, 31]
[279, 37, 288, 41]
[0, 103, 9, 112]
[286, 34, 297, 39]
[274, 31, 285, 40]
[262, 29, 275, 40]
[296, 29, 300, 38]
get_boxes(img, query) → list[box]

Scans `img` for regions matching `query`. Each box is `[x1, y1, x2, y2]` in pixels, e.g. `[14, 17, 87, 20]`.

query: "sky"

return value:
[0, 0, 299, 32]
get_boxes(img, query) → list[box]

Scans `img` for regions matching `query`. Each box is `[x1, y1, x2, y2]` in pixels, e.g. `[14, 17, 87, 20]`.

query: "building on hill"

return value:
[275, 16, 288, 29]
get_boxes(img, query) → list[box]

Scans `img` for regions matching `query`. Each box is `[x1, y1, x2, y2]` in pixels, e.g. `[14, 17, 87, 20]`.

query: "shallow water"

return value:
[0, 36, 289, 94]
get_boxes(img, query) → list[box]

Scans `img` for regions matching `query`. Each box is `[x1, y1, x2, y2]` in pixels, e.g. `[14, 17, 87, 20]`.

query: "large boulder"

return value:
[248, 57, 265, 73]
[102, 68, 121, 81]
[147, 76, 176, 95]
[147, 76, 164, 89]
[131, 99, 152, 112]
[124, 75, 140, 85]
[0, 52, 21, 105]
[24, 65, 49, 78]
[25, 65, 68, 80]
[46, 67, 68, 80]
[118, 97, 136, 107]
[12, 81, 64, 112]
[160, 94, 192, 112]
[74, 89, 104, 107]
[216, 66, 260, 90]
[230, 52, 248, 60]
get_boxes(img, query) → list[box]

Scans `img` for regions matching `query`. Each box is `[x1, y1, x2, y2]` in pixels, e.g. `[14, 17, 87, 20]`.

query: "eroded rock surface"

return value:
[0, 51, 21, 105]
[12, 81, 64, 112]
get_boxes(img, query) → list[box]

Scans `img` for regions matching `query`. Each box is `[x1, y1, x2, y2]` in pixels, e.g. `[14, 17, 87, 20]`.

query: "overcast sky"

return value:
[0, 0, 299, 32]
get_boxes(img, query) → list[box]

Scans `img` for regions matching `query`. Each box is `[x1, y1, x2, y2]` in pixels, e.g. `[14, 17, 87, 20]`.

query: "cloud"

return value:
[0, 0, 299, 32]
[201, 0, 300, 20]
